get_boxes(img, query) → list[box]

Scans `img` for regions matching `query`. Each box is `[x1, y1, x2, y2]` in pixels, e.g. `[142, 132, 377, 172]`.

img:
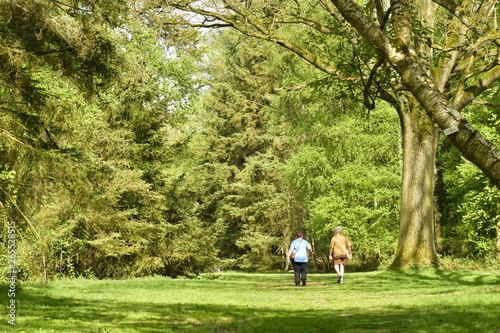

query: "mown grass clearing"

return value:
[1, 269, 500, 332]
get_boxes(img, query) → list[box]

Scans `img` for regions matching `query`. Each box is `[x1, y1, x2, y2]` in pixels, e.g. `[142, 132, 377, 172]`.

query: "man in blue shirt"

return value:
[288, 231, 314, 286]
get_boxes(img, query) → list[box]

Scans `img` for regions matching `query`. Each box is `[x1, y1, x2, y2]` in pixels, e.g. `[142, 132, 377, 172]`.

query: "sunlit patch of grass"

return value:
[1, 269, 499, 332]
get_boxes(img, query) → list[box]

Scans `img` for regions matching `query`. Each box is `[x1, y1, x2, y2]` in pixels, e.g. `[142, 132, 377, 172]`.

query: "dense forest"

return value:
[1, 0, 500, 280]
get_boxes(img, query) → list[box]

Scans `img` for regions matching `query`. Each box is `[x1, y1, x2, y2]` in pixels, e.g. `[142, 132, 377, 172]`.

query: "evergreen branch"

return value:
[27, 48, 74, 56]
[274, 77, 327, 92]
[43, 128, 60, 150]
[274, 82, 310, 92]
[50, 0, 93, 15]
[189, 23, 232, 28]
[0, 128, 36, 150]
[0, 187, 41, 238]
[222, 0, 272, 35]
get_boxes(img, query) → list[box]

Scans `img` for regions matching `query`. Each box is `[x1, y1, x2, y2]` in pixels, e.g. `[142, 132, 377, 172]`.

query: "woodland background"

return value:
[1, 0, 500, 281]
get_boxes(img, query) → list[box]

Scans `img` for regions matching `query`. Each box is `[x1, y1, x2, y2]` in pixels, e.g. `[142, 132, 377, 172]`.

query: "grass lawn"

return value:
[1, 269, 500, 332]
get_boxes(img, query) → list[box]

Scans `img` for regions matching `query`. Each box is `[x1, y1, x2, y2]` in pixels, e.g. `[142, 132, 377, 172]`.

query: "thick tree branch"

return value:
[454, 65, 500, 110]
[330, 0, 500, 186]
[189, 15, 339, 34]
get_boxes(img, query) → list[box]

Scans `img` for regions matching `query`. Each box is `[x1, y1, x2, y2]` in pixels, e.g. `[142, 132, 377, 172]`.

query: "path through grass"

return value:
[1, 269, 500, 332]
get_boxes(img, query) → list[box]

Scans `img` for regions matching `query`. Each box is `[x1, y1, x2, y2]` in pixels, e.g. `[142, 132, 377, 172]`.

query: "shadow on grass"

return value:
[1, 270, 499, 333]
[388, 267, 500, 287]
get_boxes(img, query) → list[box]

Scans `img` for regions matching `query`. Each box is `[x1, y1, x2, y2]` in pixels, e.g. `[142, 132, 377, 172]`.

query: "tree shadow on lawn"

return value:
[3, 293, 499, 333]
[343, 268, 500, 294]
[424, 268, 500, 286]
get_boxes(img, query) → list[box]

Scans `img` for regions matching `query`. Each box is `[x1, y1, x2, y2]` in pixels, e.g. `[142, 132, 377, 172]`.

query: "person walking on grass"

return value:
[288, 232, 314, 286]
[329, 226, 352, 284]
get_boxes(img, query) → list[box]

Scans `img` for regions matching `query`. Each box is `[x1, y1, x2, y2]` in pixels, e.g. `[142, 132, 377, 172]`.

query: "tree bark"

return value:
[392, 100, 439, 268]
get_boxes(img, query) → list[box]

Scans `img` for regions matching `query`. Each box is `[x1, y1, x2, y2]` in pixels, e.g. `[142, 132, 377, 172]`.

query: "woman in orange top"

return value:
[329, 226, 352, 283]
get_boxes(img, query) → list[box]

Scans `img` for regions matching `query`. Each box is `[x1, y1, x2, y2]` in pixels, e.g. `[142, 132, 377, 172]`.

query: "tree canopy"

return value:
[159, 0, 500, 184]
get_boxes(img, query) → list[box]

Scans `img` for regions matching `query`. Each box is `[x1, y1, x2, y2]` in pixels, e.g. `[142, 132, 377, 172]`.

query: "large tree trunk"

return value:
[392, 101, 439, 268]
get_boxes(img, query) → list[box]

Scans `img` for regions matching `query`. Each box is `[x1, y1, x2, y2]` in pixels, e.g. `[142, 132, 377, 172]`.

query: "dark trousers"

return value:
[292, 261, 308, 285]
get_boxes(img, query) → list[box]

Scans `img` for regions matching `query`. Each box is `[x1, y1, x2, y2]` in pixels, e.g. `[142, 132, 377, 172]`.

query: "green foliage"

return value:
[3, 0, 499, 280]
[437, 102, 500, 258]
[276, 95, 401, 269]
[282, 146, 334, 202]
[438, 155, 499, 257]
[0, 4, 220, 279]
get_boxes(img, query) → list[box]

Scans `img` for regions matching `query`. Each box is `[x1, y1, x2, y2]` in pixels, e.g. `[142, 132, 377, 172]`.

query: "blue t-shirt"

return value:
[290, 238, 311, 263]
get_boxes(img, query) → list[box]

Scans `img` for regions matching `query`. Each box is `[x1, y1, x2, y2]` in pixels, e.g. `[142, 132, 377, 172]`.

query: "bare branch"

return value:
[274, 75, 357, 92]
[261, 16, 338, 34]
[471, 100, 500, 107]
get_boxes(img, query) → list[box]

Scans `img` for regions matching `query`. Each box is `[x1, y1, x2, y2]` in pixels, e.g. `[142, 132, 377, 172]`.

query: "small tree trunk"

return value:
[496, 221, 500, 258]
[391, 101, 439, 268]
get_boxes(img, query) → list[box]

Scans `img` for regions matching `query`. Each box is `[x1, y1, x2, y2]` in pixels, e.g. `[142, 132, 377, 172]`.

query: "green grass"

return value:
[1, 269, 500, 332]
